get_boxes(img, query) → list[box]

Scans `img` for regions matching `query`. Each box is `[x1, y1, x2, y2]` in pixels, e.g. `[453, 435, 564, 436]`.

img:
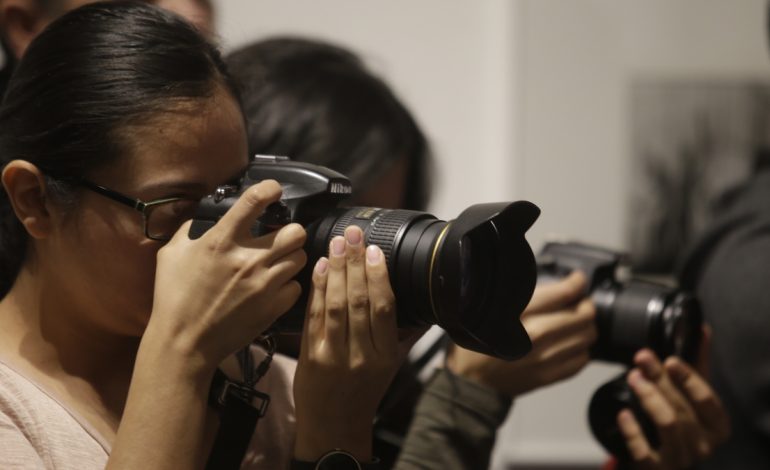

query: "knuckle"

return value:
[371, 298, 395, 316]
[349, 354, 369, 373]
[307, 305, 324, 320]
[349, 293, 370, 311]
[205, 233, 230, 255]
[325, 299, 347, 316]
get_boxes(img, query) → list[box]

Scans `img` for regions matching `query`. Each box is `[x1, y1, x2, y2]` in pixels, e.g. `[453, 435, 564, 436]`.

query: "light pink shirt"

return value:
[0, 349, 297, 470]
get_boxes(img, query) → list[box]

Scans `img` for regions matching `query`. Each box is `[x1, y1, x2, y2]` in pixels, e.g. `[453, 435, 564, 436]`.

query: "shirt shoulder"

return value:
[0, 361, 108, 470]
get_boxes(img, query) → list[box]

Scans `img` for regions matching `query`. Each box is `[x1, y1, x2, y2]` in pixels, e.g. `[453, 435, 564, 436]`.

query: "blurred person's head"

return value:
[226, 36, 433, 211]
[0, 0, 215, 95]
[1, 0, 212, 58]
[0, 1, 245, 335]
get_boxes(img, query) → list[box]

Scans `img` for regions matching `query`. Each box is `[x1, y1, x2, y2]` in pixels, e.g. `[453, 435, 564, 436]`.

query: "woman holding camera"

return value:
[0, 2, 411, 469]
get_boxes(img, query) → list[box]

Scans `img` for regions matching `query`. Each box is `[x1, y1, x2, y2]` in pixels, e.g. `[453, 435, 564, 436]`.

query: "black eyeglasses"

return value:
[75, 179, 200, 241]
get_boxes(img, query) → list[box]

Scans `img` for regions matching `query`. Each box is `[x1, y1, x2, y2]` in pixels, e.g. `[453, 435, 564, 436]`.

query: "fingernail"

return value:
[627, 369, 649, 389]
[345, 226, 362, 245]
[330, 237, 345, 256]
[666, 359, 688, 382]
[315, 257, 329, 275]
[367, 245, 382, 264]
[617, 409, 633, 426]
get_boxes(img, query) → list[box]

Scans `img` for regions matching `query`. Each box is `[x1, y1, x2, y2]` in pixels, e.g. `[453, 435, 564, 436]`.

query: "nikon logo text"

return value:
[330, 182, 353, 194]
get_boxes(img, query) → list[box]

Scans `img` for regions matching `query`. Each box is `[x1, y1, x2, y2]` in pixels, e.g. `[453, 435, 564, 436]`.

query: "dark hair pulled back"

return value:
[0, 1, 238, 298]
[226, 37, 432, 212]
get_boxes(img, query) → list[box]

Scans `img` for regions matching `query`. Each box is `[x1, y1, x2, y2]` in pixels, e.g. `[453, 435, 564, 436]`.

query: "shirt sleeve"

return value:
[394, 368, 512, 470]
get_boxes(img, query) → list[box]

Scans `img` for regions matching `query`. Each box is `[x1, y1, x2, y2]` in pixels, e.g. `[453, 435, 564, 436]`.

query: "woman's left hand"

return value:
[293, 226, 408, 462]
[618, 327, 730, 469]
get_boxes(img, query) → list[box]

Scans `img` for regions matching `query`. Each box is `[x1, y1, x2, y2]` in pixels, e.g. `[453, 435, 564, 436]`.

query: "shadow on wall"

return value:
[627, 79, 770, 274]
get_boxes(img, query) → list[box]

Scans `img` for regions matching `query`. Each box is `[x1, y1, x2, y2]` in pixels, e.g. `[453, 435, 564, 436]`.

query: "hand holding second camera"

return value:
[446, 271, 596, 397]
[618, 328, 730, 469]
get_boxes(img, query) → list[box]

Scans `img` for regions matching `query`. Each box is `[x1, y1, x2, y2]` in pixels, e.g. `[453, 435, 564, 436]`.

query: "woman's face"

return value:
[46, 88, 248, 337]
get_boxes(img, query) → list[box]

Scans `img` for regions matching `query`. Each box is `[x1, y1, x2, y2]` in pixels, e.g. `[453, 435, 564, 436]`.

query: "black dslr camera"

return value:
[537, 241, 703, 462]
[189, 155, 540, 360]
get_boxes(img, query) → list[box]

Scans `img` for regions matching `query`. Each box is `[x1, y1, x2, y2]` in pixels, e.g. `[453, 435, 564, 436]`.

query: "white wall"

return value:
[215, 0, 770, 466]
[215, 0, 521, 220]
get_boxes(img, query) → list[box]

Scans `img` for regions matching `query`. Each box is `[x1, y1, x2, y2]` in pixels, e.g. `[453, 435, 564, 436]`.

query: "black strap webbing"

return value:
[205, 368, 270, 470]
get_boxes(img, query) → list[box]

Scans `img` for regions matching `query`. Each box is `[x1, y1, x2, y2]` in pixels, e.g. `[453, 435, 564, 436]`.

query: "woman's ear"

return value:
[0, 0, 50, 59]
[1, 160, 52, 239]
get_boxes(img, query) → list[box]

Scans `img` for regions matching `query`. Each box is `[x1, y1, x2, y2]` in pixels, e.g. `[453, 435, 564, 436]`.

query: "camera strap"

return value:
[205, 336, 276, 470]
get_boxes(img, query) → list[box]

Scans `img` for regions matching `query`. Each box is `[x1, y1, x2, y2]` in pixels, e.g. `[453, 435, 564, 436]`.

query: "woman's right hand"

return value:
[446, 271, 596, 397]
[146, 179, 307, 370]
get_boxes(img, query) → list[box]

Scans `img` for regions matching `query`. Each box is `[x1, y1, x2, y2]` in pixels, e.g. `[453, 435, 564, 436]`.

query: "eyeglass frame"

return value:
[67, 179, 198, 242]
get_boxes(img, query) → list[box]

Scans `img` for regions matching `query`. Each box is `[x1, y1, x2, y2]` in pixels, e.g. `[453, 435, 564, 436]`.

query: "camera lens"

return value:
[275, 201, 539, 360]
[588, 372, 660, 464]
[592, 281, 702, 365]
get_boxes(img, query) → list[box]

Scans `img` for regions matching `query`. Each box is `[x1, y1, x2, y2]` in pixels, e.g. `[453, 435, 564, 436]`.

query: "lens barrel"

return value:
[592, 281, 702, 365]
[271, 202, 539, 360]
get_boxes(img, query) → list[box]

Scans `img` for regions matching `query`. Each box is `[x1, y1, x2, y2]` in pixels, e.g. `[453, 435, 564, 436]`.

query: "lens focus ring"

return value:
[330, 209, 422, 266]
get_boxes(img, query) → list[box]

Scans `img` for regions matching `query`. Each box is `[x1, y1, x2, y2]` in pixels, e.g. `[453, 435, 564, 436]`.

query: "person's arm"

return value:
[394, 368, 511, 470]
[394, 272, 595, 470]
[108, 180, 307, 469]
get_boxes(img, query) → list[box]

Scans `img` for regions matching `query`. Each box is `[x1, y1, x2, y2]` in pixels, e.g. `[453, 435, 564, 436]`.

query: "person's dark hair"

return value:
[0, 34, 14, 98]
[226, 36, 432, 211]
[0, 1, 239, 298]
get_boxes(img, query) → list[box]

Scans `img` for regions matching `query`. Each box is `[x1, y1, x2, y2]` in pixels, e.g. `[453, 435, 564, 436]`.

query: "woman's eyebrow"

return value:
[138, 181, 208, 198]
[139, 164, 251, 198]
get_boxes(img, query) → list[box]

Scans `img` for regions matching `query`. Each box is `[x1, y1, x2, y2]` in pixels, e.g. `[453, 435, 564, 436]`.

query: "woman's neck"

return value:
[0, 266, 141, 433]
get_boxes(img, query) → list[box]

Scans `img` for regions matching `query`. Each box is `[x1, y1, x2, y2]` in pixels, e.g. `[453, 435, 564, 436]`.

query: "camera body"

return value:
[190, 155, 540, 360]
[537, 241, 703, 462]
[189, 155, 352, 239]
[538, 241, 701, 365]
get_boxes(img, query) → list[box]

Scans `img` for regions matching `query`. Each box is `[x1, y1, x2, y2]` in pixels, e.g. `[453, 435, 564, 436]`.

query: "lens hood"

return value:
[430, 201, 539, 360]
